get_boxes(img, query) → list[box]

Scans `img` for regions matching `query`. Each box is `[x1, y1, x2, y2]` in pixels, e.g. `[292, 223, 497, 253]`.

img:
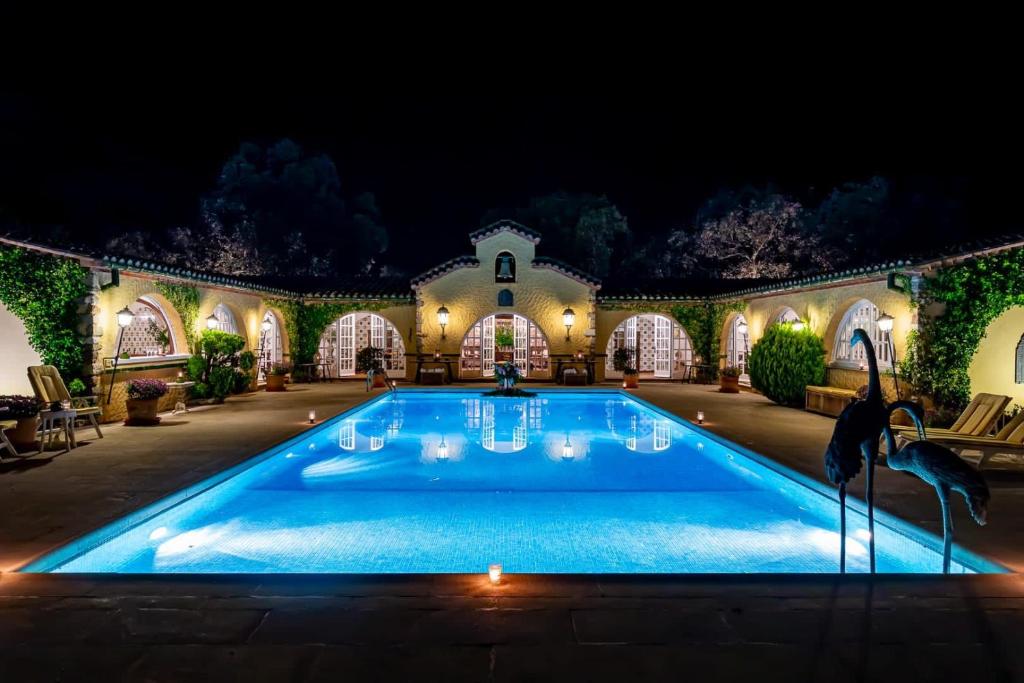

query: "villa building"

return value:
[2, 221, 1023, 422]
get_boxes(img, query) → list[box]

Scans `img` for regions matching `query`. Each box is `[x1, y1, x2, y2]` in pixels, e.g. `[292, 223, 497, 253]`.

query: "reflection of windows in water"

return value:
[338, 421, 355, 450]
[123, 298, 175, 357]
[654, 421, 671, 451]
[464, 399, 481, 429]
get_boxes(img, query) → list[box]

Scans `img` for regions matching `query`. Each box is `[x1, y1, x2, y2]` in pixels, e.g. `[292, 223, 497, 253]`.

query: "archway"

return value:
[830, 298, 891, 369]
[725, 313, 750, 384]
[604, 314, 693, 379]
[121, 296, 179, 358]
[208, 303, 240, 335]
[318, 312, 406, 378]
[460, 313, 550, 379]
[773, 307, 800, 325]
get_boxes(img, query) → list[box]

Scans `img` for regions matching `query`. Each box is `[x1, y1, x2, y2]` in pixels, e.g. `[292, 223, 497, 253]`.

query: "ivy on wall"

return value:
[156, 282, 201, 353]
[599, 300, 745, 379]
[267, 299, 391, 366]
[0, 245, 89, 382]
[902, 248, 1024, 410]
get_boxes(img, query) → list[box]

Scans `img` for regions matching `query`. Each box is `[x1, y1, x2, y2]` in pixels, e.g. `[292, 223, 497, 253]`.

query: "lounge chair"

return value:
[914, 410, 1024, 471]
[26, 365, 103, 440]
[893, 393, 1011, 440]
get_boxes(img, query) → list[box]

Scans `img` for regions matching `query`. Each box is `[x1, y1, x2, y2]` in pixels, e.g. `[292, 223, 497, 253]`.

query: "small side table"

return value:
[166, 381, 195, 415]
[39, 409, 77, 453]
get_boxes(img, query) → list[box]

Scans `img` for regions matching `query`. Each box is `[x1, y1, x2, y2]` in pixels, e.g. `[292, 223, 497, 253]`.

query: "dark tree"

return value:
[481, 192, 631, 278]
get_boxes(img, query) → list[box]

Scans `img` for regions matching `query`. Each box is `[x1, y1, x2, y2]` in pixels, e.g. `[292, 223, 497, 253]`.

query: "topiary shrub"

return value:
[748, 324, 826, 406]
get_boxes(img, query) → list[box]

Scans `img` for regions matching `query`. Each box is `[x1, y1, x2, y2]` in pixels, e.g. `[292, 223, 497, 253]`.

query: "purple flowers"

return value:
[0, 394, 43, 418]
[127, 379, 169, 400]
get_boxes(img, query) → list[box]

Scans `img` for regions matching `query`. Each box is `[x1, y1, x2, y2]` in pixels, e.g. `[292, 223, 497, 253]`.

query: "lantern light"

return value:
[792, 320, 806, 332]
[876, 312, 895, 333]
[116, 306, 135, 328]
[437, 305, 450, 339]
[206, 313, 220, 329]
[562, 308, 575, 340]
[261, 319, 273, 333]
[737, 321, 748, 336]
[696, 410, 705, 425]
[488, 563, 503, 584]
[308, 409, 316, 424]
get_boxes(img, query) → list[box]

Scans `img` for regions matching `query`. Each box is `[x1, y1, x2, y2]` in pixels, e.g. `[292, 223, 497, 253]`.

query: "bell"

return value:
[497, 256, 513, 279]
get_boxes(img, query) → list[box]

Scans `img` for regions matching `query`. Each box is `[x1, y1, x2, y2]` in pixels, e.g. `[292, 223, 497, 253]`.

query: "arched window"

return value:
[317, 312, 406, 378]
[726, 314, 749, 377]
[210, 303, 238, 334]
[495, 251, 516, 282]
[1016, 334, 1024, 384]
[121, 297, 176, 358]
[775, 307, 800, 324]
[461, 314, 549, 378]
[258, 311, 283, 381]
[497, 289, 514, 307]
[832, 299, 891, 368]
[604, 314, 693, 379]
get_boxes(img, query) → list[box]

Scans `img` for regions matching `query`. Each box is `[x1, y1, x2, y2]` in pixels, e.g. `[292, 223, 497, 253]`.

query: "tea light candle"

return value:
[488, 563, 503, 584]
[308, 409, 316, 424]
[696, 410, 704, 425]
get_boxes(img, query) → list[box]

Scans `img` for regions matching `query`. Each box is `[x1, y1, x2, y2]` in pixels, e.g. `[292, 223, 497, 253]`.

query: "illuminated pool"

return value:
[24, 391, 1001, 574]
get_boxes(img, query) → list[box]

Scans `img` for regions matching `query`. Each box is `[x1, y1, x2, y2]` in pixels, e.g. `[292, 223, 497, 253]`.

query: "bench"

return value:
[805, 385, 858, 417]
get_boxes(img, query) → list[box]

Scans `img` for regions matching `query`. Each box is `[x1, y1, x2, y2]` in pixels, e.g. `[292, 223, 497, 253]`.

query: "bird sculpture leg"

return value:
[938, 483, 953, 574]
[861, 440, 878, 573]
[839, 482, 847, 574]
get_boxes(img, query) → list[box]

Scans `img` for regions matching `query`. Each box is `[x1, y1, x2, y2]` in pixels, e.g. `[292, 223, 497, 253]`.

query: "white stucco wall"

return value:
[968, 305, 1024, 407]
[0, 302, 43, 394]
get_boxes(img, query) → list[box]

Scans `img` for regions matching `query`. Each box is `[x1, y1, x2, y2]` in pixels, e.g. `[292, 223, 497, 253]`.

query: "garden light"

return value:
[261, 319, 272, 333]
[696, 410, 704, 425]
[488, 563, 502, 584]
[108, 306, 136, 404]
[792, 320, 806, 332]
[308, 409, 316, 424]
[116, 306, 134, 328]
[876, 313, 894, 332]
[206, 313, 219, 329]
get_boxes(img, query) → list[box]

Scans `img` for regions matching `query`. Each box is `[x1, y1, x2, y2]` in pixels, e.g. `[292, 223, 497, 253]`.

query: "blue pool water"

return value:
[26, 391, 1000, 574]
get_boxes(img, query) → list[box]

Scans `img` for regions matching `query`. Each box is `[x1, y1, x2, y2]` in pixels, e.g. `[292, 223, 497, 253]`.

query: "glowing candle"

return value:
[488, 563, 502, 584]
[696, 411, 704, 425]
[308, 409, 316, 424]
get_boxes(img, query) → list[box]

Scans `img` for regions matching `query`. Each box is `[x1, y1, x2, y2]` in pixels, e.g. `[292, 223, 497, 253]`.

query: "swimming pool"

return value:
[24, 391, 1001, 574]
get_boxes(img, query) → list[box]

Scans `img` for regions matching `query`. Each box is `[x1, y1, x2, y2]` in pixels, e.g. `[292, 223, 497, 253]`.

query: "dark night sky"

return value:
[1, 87, 1020, 273]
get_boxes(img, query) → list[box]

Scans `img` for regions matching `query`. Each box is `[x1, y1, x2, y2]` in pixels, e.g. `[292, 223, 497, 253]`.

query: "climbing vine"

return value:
[599, 300, 745, 379]
[267, 299, 392, 366]
[902, 248, 1024, 410]
[0, 245, 90, 382]
[156, 282, 201, 352]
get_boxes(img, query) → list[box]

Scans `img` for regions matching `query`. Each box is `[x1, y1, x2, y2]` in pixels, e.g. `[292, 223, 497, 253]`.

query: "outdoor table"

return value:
[295, 362, 331, 383]
[39, 408, 77, 453]
[415, 359, 455, 384]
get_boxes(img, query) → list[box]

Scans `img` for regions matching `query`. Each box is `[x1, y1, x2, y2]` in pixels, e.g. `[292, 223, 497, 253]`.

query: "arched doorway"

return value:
[460, 313, 550, 379]
[258, 310, 284, 381]
[605, 314, 693, 379]
[318, 312, 406, 378]
[725, 314, 750, 384]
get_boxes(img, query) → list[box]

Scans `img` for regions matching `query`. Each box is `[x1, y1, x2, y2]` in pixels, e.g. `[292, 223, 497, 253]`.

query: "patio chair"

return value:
[26, 365, 103, 440]
[1, 416, 18, 460]
[912, 410, 1024, 471]
[893, 393, 1011, 440]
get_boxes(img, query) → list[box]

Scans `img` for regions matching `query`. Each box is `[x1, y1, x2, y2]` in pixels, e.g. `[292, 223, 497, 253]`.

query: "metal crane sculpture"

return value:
[884, 403, 990, 574]
[823, 329, 888, 572]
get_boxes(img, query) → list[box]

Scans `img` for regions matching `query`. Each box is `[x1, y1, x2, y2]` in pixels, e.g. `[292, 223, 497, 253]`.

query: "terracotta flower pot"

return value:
[372, 373, 388, 388]
[623, 374, 639, 389]
[8, 416, 40, 450]
[266, 375, 287, 392]
[125, 398, 161, 426]
[719, 375, 740, 393]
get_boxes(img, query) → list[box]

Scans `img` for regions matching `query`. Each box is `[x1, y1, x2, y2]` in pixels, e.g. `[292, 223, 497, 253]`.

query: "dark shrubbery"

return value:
[748, 323, 826, 406]
[187, 329, 251, 402]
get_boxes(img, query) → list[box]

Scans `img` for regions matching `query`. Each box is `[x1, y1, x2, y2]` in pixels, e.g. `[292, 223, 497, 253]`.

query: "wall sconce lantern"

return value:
[792, 319, 806, 332]
[562, 308, 575, 341]
[261, 319, 273, 333]
[107, 306, 136, 404]
[437, 305, 450, 340]
[737, 321, 748, 337]
[206, 313, 219, 330]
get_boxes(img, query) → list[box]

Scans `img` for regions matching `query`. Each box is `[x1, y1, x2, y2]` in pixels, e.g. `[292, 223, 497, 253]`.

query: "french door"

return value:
[654, 316, 672, 378]
[338, 314, 355, 375]
[513, 315, 528, 373]
[482, 315, 495, 376]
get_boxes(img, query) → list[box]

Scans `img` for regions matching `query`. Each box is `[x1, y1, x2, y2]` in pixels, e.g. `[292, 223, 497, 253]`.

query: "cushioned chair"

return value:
[893, 393, 1011, 440]
[26, 365, 103, 440]
[914, 410, 1024, 471]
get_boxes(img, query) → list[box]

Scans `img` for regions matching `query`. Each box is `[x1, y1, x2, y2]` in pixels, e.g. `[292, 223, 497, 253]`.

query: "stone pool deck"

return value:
[1, 382, 1023, 681]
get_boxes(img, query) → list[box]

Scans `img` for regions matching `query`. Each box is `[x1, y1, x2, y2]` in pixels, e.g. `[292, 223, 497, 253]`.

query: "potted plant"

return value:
[357, 346, 388, 387]
[494, 360, 523, 392]
[622, 367, 639, 389]
[266, 364, 289, 392]
[494, 328, 515, 362]
[125, 379, 168, 426]
[0, 394, 43, 450]
[719, 366, 742, 393]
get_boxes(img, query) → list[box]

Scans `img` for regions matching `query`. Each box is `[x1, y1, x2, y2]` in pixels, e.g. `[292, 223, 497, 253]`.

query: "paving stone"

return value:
[119, 606, 268, 644]
[307, 645, 493, 682]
